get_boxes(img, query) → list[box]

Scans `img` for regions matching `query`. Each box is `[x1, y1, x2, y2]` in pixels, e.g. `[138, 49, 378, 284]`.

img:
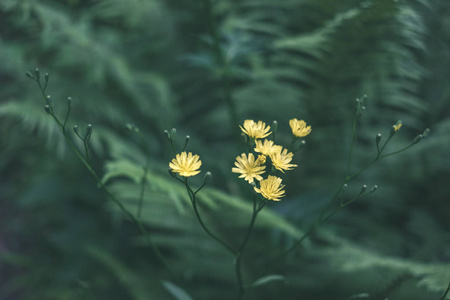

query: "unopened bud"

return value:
[34, 68, 40, 81]
[164, 130, 171, 140]
[359, 184, 367, 195]
[44, 105, 51, 114]
[85, 124, 92, 141]
[342, 184, 348, 191]
[375, 133, 381, 144]
[422, 128, 430, 137]
[204, 172, 212, 184]
[46, 95, 52, 106]
[272, 120, 278, 133]
[241, 132, 248, 143]
[25, 71, 34, 79]
[185, 135, 190, 145]
[413, 134, 423, 144]
[45, 73, 49, 83]
[170, 128, 177, 140]
[73, 125, 78, 134]
[67, 97, 72, 109]
[370, 185, 378, 192]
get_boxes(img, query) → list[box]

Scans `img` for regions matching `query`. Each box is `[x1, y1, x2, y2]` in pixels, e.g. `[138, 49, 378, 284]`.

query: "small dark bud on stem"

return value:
[44, 105, 51, 114]
[164, 130, 171, 140]
[73, 125, 78, 134]
[34, 68, 40, 81]
[26, 71, 34, 79]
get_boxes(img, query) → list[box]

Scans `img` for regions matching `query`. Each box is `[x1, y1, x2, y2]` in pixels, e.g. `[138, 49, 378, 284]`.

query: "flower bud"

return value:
[375, 133, 381, 145]
[204, 172, 212, 184]
[44, 105, 51, 114]
[170, 128, 177, 140]
[46, 95, 52, 106]
[34, 68, 40, 81]
[73, 125, 79, 134]
[272, 120, 278, 133]
[359, 184, 367, 195]
[45, 73, 49, 83]
[422, 128, 430, 137]
[67, 97, 72, 109]
[413, 134, 423, 144]
[370, 185, 378, 193]
[85, 124, 93, 141]
[342, 184, 348, 192]
[164, 130, 171, 140]
[25, 71, 34, 79]
[184, 135, 190, 146]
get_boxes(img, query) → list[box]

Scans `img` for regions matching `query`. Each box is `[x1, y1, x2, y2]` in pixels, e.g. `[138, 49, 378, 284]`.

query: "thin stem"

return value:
[440, 281, 450, 300]
[62, 105, 71, 134]
[184, 181, 237, 255]
[236, 195, 266, 300]
[346, 107, 359, 177]
[33, 81, 173, 278]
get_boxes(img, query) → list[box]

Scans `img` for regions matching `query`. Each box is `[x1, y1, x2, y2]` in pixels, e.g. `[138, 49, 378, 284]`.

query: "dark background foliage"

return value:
[1, 0, 449, 299]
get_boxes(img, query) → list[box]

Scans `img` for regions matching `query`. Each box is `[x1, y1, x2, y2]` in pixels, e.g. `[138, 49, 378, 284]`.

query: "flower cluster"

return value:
[232, 118, 311, 201]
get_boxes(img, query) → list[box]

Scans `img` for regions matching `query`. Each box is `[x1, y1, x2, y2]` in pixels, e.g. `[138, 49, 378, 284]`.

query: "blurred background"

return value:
[1, 0, 449, 299]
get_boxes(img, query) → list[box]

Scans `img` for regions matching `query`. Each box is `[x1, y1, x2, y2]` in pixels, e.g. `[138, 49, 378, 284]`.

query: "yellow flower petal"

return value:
[232, 153, 266, 183]
[240, 120, 271, 139]
[289, 118, 311, 138]
[254, 175, 285, 201]
[169, 152, 202, 177]
[269, 147, 297, 173]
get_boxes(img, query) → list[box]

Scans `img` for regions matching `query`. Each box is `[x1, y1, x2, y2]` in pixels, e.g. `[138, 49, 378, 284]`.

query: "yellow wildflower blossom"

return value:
[240, 120, 271, 139]
[254, 175, 285, 201]
[232, 153, 266, 183]
[269, 147, 297, 173]
[289, 118, 311, 137]
[169, 152, 202, 177]
[254, 139, 282, 156]
[394, 123, 402, 131]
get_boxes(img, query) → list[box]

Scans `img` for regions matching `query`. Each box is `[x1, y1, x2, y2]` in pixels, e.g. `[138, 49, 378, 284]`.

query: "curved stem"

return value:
[34, 81, 174, 279]
[184, 181, 237, 255]
[236, 196, 266, 300]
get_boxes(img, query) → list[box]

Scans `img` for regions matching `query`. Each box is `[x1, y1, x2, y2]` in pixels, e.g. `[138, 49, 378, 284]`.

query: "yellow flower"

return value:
[254, 139, 282, 156]
[289, 118, 311, 137]
[169, 152, 202, 177]
[254, 175, 285, 201]
[240, 120, 271, 139]
[269, 147, 297, 173]
[394, 123, 402, 131]
[232, 153, 266, 183]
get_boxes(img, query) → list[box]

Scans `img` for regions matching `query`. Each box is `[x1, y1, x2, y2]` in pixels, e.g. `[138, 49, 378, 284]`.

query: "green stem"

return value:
[184, 181, 237, 255]
[236, 196, 264, 300]
[440, 282, 450, 300]
[34, 81, 173, 278]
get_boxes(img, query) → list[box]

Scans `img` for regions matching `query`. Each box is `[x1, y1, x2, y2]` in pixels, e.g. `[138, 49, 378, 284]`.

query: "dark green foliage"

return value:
[1, 0, 450, 299]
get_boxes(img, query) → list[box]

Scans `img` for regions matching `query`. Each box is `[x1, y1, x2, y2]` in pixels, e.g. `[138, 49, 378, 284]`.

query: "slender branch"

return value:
[32, 79, 174, 278]
[184, 181, 237, 255]
[440, 281, 450, 300]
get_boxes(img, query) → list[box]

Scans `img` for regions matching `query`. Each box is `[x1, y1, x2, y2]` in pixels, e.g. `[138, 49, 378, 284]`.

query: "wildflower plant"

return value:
[27, 68, 434, 300]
